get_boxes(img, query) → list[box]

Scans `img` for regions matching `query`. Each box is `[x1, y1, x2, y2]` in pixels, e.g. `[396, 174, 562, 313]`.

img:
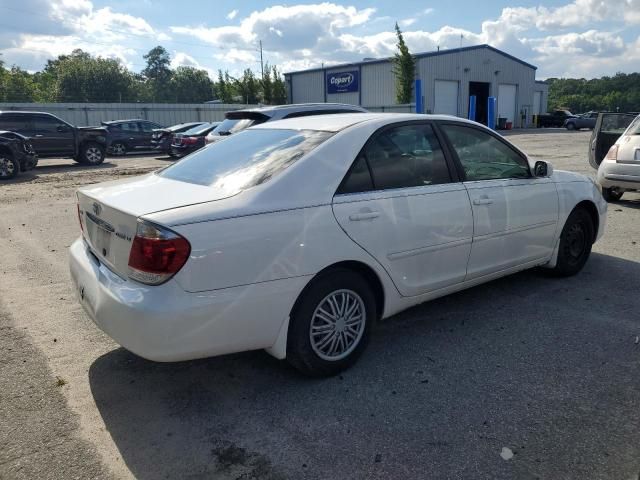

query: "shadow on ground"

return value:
[89, 253, 640, 480]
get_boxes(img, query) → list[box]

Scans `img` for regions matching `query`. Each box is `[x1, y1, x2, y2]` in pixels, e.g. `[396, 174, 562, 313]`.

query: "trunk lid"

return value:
[77, 173, 239, 279]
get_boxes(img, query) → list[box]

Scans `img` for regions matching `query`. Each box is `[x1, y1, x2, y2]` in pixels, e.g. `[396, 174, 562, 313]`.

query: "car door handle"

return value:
[473, 196, 493, 205]
[349, 212, 380, 221]
[34, 134, 43, 137]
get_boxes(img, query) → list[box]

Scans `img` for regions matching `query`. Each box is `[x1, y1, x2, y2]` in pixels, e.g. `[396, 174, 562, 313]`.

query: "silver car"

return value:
[205, 103, 367, 144]
[589, 112, 640, 201]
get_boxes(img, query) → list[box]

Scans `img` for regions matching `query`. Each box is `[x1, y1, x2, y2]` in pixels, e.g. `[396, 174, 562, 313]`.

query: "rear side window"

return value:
[339, 123, 451, 193]
[160, 128, 333, 190]
[441, 124, 530, 181]
[213, 118, 256, 135]
[0, 114, 31, 132]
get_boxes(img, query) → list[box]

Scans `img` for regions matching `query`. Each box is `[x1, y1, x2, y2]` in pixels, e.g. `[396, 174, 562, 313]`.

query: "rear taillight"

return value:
[77, 203, 84, 232]
[127, 220, 191, 285]
[182, 136, 198, 145]
[605, 144, 619, 161]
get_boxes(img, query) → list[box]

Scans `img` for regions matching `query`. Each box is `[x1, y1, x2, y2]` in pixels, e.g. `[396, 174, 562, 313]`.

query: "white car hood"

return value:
[78, 173, 239, 217]
[552, 169, 591, 183]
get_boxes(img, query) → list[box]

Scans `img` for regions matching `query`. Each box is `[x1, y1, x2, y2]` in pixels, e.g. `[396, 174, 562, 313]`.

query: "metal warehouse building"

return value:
[285, 44, 549, 128]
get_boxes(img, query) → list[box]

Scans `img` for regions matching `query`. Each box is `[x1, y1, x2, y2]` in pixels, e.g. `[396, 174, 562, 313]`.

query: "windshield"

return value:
[211, 118, 256, 136]
[160, 128, 333, 189]
[183, 123, 215, 136]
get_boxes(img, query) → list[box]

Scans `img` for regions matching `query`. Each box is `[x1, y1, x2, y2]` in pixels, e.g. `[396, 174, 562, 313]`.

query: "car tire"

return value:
[0, 152, 19, 180]
[566, 122, 576, 131]
[287, 268, 376, 377]
[601, 187, 623, 202]
[80, 142, 105, 165]
[110, 142, 127, 156]
[549, 208, 594, 277]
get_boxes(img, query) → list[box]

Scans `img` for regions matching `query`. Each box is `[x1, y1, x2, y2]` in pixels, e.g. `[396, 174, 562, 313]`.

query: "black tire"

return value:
[109, 142, 127, 156]
[287, 268, 376, 377]
[601, 187, 623, 202]
[80, 142, 105, 165]
[0, 152, 19, 180]
[566, 122, 576, 131]
[550, 208, 594, 277]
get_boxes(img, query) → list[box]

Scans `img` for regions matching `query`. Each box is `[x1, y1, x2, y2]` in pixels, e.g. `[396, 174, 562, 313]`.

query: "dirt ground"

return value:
[1, 129, 639, 479]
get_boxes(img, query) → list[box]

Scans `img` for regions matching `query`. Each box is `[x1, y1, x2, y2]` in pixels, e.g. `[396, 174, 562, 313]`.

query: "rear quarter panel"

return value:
[169, 205, 398, 302]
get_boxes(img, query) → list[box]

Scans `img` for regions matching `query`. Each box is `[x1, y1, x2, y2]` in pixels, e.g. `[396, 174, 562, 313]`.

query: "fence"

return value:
[0, 102, 416, 127]
[0, 103, 259, 127]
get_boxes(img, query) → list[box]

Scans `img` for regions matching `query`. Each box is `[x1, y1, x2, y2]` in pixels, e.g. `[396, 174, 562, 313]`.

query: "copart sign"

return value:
[327, 70, 359, 94]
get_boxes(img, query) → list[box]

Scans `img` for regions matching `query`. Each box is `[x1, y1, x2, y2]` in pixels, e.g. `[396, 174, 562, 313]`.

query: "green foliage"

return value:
[170, 67, 214, 103]
[548, 73, 640, 113]
[0, 46, 290, 105]
[392, 23, 415, 105]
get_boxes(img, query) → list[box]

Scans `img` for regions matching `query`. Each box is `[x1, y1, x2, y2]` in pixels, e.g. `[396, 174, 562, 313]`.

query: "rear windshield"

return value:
[211, 118, 257, 136]
[159, 128, 333, 189]
[625, 115, 640, 135]
[183, 123, 214, 135]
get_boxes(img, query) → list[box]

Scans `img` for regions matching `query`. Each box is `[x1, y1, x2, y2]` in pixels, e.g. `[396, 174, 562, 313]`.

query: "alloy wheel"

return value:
[111, 143, 126, 155]
[309, 289, 366, 361]
[86, 147, 103, 163]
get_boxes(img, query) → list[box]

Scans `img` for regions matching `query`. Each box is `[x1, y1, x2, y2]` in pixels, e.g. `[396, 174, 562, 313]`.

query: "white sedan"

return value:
[69, 113, 607, 376]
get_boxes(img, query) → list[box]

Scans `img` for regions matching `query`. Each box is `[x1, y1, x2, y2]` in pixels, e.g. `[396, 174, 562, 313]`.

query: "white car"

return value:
[70, 113, 607, 376]
[589, 113, 640, 201]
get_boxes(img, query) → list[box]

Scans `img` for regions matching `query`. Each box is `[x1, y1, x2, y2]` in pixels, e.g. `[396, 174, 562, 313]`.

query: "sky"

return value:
[0, 0, 638, 79]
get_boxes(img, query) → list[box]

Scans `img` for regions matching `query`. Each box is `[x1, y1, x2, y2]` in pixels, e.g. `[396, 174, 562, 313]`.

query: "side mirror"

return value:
[534, 160, 553, 177]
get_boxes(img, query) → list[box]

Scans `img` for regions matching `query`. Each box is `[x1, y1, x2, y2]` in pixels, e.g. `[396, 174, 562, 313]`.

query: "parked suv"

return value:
[537, 110, 576, 128]
[102, 119, 164, 156]
[205, 103, 368, 144]
[0, 130, 38, 180]
[0, 111, 108, 165]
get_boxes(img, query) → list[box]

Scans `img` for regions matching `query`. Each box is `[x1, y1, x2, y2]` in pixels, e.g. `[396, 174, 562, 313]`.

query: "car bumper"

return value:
[69, 238, 309, 362]
[19, 152, 38, 171]
[597, 160, 640, 190]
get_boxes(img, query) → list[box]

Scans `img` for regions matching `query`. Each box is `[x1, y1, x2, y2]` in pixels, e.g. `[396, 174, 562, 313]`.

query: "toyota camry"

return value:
[69, 113, 607, 376]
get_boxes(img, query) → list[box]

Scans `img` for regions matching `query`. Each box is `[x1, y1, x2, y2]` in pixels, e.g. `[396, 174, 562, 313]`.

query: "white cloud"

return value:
[226, 9, 238, 20]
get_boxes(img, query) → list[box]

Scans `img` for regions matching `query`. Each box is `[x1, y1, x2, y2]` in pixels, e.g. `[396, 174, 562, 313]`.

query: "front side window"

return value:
[34, 115, 67, 133]
[440, 124, 530, 181]
[160, 128, 333, 190]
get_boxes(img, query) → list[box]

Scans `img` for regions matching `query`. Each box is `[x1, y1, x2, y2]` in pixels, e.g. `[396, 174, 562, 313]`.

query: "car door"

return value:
[31, 115, 75, 155]
[589, 113, 637, 169]
[138, 121, 160, 149]
[118, 121, 142, 149]
[332, 122, 474, 297]
[439, 123, 559, 280]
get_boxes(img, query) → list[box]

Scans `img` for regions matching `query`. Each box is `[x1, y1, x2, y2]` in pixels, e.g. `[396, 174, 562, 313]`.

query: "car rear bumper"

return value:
[597, 160, 640, 190]
[69, 238, 309, 362]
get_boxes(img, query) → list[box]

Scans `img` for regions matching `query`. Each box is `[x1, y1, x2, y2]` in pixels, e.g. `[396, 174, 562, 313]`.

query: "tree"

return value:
[170, 67, 214, 103]
[4, 66, 39, 102]
[272, 65, 287, 105]
[392, 23, 416, 104]
[547, 73, 640, 113]
[261, 63, 273, 104]
[142, 46, 172, 102]
[235, 69, 259, 104]
[216, 69, 233, 103]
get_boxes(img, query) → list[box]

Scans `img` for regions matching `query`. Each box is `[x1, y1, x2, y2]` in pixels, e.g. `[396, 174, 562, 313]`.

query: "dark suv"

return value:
[0, 111, 108, 165]
[0, 131, 38, 180]
[102, 119, 163, 155]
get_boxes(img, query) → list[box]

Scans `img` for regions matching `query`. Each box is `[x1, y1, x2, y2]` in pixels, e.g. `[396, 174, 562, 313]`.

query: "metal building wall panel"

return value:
[361, 62, 396, 107]
[290, 71, 325, 104]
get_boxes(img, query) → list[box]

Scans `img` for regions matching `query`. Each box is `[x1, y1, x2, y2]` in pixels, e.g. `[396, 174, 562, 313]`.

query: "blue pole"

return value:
[415, 79, 423, 114]
[468, 95, 476, 121]
[487, 96, 496, 129]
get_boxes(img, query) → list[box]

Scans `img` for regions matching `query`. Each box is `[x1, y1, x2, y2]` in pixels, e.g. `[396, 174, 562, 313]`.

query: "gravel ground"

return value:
[0, 130, 639, 480]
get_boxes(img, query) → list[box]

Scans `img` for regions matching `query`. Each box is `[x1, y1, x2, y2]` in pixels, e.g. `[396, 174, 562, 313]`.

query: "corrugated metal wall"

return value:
[287, 47, 541, 127]
[289, 71, 324, 104]
[0, 103, 258, 127]
[534, 83, 549, 114]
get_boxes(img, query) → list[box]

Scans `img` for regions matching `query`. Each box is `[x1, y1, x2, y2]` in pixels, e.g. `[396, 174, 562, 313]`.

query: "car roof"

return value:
[252, 112, 479, 133]
[231, 103, 368, 115]
[0, 111, 55, 116]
